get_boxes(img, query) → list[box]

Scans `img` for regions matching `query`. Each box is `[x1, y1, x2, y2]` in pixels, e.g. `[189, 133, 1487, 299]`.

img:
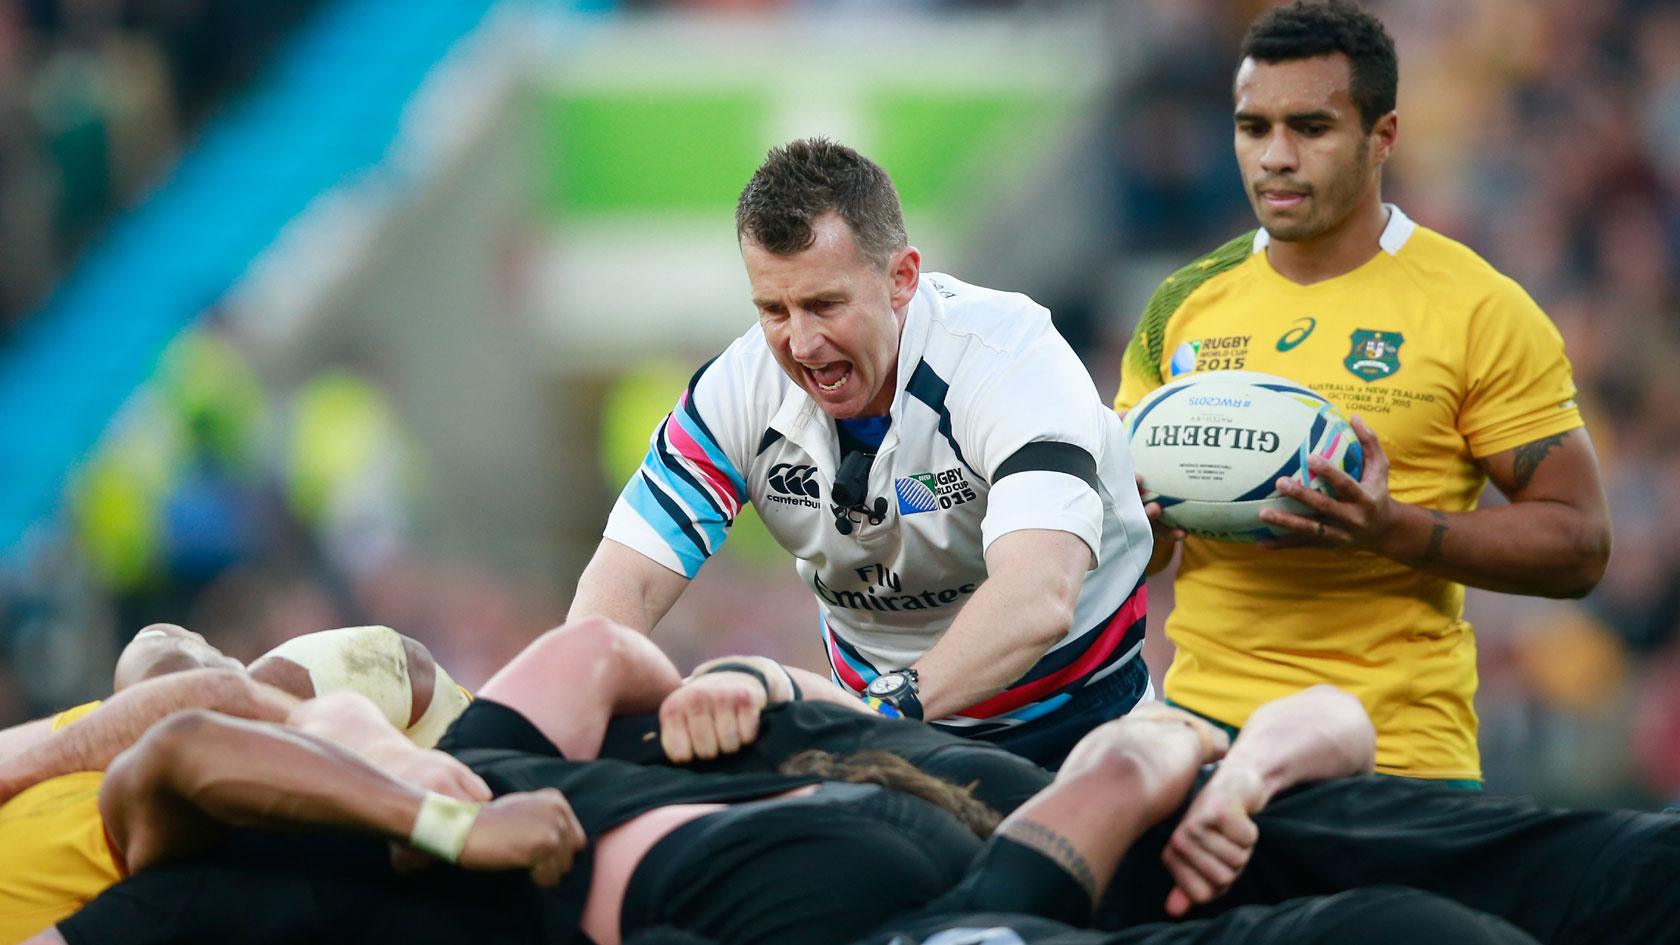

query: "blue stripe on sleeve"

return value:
[648, 434, 731, 551]
[669, 403, 747, 498]
[623, 471, 709, 578]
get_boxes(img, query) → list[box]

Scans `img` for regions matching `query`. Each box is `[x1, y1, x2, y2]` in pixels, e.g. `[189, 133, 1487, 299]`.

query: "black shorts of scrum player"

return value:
[599, 699, 1680, 945]
[619, 781, 980, 945]
[620, 864, 1540, 945]
[58, 787, 978, 945]
[58, 830, 540, 945]
[1098, 773, 1680, 945]
[855, 887, 1539, 945]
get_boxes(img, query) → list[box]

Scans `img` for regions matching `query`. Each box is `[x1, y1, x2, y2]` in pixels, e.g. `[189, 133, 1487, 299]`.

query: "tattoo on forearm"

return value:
[1422, 510, 1449, 565]
[1511, 433, 1567, 491]
[1000, 817, 1097, 900]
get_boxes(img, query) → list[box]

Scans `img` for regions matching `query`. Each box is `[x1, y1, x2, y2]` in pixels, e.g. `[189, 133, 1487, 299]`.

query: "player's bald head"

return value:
[114, 623, 243, 691]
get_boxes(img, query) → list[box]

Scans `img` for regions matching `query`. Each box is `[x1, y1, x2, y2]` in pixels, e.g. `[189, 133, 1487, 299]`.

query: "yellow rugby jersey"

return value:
[0, 765, 120, 945]
[1115, 206, 1583, 780]
[50, 701, 102, 732]
[0, 702, 120, 943]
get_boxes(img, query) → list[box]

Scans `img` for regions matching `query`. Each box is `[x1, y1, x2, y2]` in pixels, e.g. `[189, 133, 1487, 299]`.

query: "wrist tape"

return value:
[699, 661, 773, 699]
[778, 663, 803, 701]
[409, 792, 482, 862]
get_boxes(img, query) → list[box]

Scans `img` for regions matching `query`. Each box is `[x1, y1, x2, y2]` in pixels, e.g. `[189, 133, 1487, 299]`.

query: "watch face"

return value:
[867, 674, 903, 698]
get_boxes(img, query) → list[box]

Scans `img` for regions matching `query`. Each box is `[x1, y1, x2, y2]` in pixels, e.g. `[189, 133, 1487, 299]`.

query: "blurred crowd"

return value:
[0, 0, 323, 334]
[1107, 0, 1680, 803]
[0, 324, 563, 727]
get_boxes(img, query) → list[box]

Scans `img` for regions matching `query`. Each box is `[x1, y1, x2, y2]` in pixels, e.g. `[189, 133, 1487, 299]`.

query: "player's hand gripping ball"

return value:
[1123, 371, 1362, 542]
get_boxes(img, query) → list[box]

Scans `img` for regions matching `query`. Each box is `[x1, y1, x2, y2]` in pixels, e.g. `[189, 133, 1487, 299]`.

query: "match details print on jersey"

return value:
[1114, 205, 1586, 780]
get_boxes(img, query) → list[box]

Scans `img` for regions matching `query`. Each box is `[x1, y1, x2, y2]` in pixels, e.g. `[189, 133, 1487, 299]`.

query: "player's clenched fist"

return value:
[659, 671, 767, 764]
[1162, 763, 1265, 917]
[460, 789, 586, 887]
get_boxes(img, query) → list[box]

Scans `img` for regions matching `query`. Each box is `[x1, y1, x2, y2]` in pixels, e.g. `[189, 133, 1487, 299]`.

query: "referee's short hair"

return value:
[1240, 0, 1399, 132]
[736, 137, 908, 269]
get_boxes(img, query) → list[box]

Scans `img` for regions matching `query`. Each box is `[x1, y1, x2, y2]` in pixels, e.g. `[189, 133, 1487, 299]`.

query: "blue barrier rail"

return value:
[0, 0, 511, 555]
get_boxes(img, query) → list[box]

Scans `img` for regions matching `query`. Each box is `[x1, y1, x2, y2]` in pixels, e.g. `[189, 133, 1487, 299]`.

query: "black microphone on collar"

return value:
[831, 451, 889, 536]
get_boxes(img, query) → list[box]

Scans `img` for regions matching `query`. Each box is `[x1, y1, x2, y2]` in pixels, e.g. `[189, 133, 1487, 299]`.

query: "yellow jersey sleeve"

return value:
[49, 701, 103, 732]
[1114, 231, 1256, 413]
[1114, 336, 1161, 413]
[1459, 278, 1583, 458]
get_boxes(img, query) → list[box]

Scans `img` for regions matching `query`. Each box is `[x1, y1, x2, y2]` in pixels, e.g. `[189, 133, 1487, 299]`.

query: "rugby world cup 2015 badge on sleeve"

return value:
[895, 469, 976, 515]
[1344, 329, 1404, 382]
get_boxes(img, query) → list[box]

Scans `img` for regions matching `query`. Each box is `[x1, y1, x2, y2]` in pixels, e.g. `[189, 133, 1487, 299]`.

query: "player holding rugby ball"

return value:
[1113, 1, 1611, 785]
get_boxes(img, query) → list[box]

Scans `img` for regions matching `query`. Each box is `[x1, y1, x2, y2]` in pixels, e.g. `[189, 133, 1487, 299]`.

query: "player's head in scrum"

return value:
[735, 138, 920, 421]
[1232, 0, 1399, 246]
[112, 623, 244, 692]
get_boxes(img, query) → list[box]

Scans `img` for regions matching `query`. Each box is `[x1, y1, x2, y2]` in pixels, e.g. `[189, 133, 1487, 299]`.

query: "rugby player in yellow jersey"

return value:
[0, 624, 476, 942]
[1114, 0, 1612, 784]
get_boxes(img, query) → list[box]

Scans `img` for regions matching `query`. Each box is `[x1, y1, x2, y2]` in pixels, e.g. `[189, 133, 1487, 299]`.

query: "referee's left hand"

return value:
[1259, 415, 1397, 551]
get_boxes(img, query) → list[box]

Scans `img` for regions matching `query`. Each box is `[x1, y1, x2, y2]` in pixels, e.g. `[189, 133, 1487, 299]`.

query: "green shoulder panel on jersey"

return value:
[1124, 230, 1257, 384]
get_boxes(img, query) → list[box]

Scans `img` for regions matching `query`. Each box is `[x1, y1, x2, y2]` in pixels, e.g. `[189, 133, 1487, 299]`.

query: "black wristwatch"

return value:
[865, 669, 924, 721]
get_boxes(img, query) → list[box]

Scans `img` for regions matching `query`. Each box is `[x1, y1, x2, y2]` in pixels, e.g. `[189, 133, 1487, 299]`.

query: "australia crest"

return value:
[1344, 329, 1404, 382]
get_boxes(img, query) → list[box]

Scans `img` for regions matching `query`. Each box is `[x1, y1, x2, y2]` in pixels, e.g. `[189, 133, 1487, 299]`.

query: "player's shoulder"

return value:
[1121, 231, 1259, 386]
[916, 273, 1098, 414]
[697, 324, 796, 401]
[1151, 230, 1259, 300]
[918, 271, 1054, 355]
[1140, 230, 1260, 328]
[1392, 221, 1536, 312]
[713, 322, 778, 375]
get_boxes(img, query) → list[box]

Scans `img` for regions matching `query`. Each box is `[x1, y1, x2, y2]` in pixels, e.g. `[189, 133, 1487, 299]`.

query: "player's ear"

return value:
[1370, 110, 1398, 165]
[888, 245, 921, 309]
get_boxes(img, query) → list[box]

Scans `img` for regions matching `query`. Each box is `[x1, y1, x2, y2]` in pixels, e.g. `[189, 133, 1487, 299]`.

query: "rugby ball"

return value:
[1122, 371, 1363, 542]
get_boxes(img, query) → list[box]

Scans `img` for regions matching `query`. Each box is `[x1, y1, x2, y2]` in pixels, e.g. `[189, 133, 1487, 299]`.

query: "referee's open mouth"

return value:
[807, 362, 852, 394]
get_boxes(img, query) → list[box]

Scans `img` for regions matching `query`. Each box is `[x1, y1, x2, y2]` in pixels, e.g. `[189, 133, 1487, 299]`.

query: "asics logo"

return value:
[1276, 317, 1316, 352]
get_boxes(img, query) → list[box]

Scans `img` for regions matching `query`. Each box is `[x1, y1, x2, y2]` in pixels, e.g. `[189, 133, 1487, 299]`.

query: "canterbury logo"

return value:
[768, 463, 821, 499]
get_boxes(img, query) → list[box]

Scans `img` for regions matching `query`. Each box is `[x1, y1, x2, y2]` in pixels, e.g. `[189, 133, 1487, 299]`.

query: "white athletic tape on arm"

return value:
[405, 662, 472, 749]
[409, 792, 482, 862]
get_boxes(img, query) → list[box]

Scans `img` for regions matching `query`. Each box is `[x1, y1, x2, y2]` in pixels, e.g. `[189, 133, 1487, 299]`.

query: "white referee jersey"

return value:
[604, 273, 1154, 734]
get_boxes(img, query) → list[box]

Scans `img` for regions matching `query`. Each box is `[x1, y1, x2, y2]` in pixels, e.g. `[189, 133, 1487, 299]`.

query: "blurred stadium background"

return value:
[0, 0, 1676, 805]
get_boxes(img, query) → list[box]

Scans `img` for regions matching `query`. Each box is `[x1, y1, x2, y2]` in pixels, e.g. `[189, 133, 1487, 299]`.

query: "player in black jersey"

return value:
[38, 618, 1227, 945]
[35, 618, 1680, 945]
[612, 651, 1680, 945]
